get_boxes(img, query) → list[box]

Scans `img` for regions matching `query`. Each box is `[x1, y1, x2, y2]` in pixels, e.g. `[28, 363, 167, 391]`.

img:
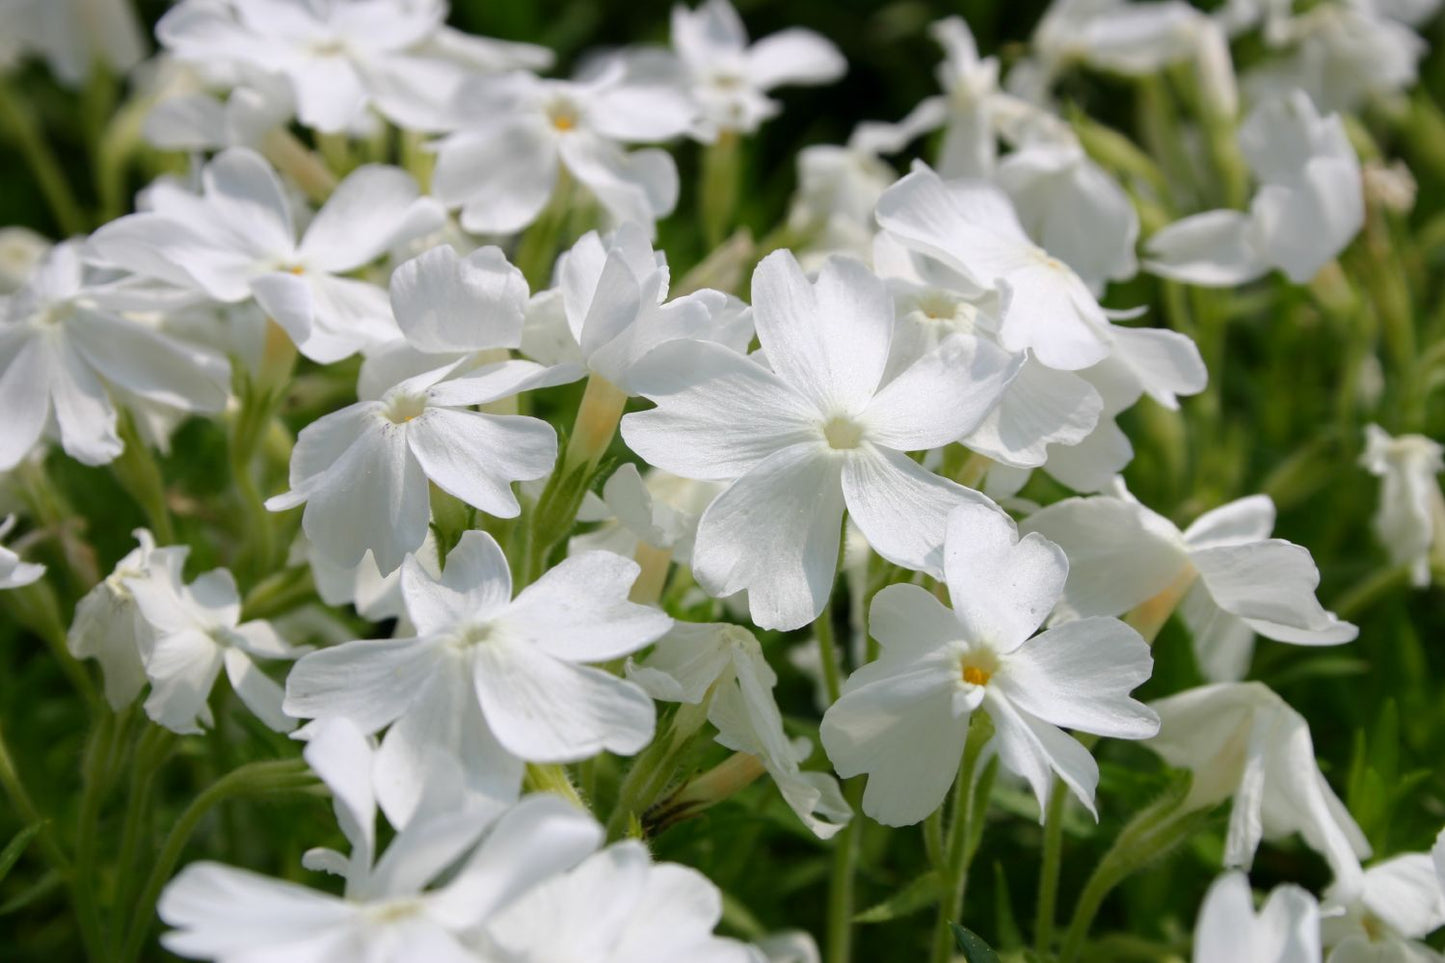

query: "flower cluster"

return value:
[1, 1, 1443, 962]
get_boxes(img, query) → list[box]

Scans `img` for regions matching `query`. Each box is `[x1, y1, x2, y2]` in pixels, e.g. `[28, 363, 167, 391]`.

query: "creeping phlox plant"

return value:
[3, 0, 1445, 961]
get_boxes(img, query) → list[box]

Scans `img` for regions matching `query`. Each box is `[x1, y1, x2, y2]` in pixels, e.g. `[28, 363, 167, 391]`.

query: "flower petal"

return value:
[473, 641, 656, 762]
[299, 164, 441, 273]
[691, 442, 845, 631]
[820, 659, 967, 827]
[621, 338, 819, 481]
[861, 333, 1020, 450]
[283, 635, 444, 733]
[400, 530, 513, 636]
[994, 617, 1158, 739]
[751, 250, 891, 414]
[504, 551, 673, 662]
[390, 245, 529, 354]
[406, 408, 556, 519]
[843, 444, 994, 578]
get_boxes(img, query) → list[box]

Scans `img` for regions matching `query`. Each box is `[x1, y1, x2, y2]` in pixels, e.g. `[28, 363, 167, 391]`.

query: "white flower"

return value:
[267, 359, 569, 574]
[0, 241, 230, 470]
[483, 837, 762, 963]
[1022, 493, 1357, 682]
[2, 0, 146, 88]
[1192, 870, 1322, 963]
[161, 723, 601, 963]
[67, 529, 185, 709]
[156, 0, 552, 133]
[356, 242, 562, 400]
[89, 148, 444, 363]
[820, 502, 1158, 827]
[1361, 423, 1444, 588]
[1241, 1, 1425, 114]
[0, 227, 51, 293]
[872, 236, 1106, 472]
[571, 463, 722, 565]
[1322, 852, 1445, 962]
[143, 77, 293, 153]
[0, 515, 43, 590]
[1011, 0, 1234, 110]
[629, 622, 852, 839]
[1145, 91, 1363, 287]
[125, 558, 306, 735]
[663, 0, 844, 139]
[285, 531, 670, 825]
[621, 250, 1019, 630]
[1146, 681, 1371, 893]
[555, 224, 753, 393]
[874, 163, 1115, 371]
[996, 138, 1140, 293]
[431, 65, 694, 235]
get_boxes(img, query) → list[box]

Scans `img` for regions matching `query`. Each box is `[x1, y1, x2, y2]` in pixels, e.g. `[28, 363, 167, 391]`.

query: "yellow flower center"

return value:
[382, 393, 428, 425]
[961, 665, 991, 687]
[823, 416, 863, 450]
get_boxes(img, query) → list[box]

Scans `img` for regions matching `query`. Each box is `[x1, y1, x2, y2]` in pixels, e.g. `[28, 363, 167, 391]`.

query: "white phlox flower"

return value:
[89, 148, 444, 363]
[1022, 493, 1357, 682]
[629, 621, 852, 839]
[284, 530, 671, 826]
[1240, 0, 1426, 114]
[156, 0, 553, 133]
[1361, 423, 1445, 588]
[430, 64, 694, 235]
[0, 241, 230, 471]
[160, 720, 604, 963]
[1321, 851, 1445, 962]
[0, 226, 52, 293]
[482, 836, 765, 963]
[819, 502, 1159, 827]
[1191, 870, 1323, 963]
[660, 0, 845, 140]
[1, 0, 146, 88]
[1146, 91, 1363, 288]
[1009, 0, 1236, 113]
[67, 528, 185, 709]
[125, 554, 307, 735]
[356, 242, 570, 401]
[872, 235, 1106, 473]
[570, 463, 723, 566]
[995, 137, 1140, 294]
[621, 250, 1021, 631]
[554, 223, 753, 393]
[0, 514, 43, 590]
[267, 358, 572, 575]
[1146, 681, 1371, 894]
[143, 75, 294, 154]
[874, 162, 1118, 371]
[305, 528, 441, 626]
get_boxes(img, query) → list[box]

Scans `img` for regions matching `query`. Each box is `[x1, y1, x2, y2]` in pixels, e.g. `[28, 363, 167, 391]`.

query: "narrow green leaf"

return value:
[0, 822, 42, 884]
[853, 870, 942, 923]
[951, 923, 1001, 963]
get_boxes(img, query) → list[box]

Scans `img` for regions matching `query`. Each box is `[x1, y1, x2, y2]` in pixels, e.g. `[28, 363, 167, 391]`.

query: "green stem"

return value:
[0, 79, 86, 235]
[515, 167, 575, 291]
[111, 725, 175, 934]
[1034, 781, 1069, 956]
[523, 763, 588, 810]
[825, 778, 864, 963]
[74, 712, 122, 961]
[1332, 563, 1412, 621]
[111, 415, 175, 544]
[118, 759, 317, 963]
[700, 130, 742, 250]
[1056, 792, 1213, 963]
[930, 714, 993, 963]
[0, 716, 72, 876]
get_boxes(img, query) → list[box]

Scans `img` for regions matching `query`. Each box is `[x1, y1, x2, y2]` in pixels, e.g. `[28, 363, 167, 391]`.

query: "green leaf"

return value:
[0, 822, 41, 883]
[951, 923, 1001, 963]
[853, 870, 942, 923]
